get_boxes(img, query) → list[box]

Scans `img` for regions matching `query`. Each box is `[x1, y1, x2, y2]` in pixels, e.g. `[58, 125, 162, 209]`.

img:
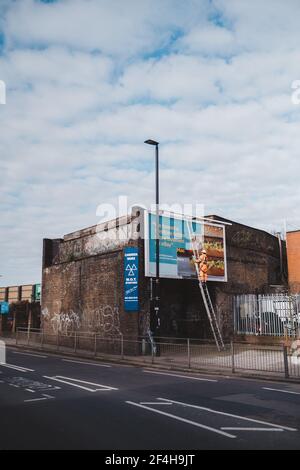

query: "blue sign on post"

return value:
[124, 247, 139, 311]
[0, 302, 10, 315]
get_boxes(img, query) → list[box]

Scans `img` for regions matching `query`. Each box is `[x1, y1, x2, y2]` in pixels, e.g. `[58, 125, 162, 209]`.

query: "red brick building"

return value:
[287, 230, 300, 294]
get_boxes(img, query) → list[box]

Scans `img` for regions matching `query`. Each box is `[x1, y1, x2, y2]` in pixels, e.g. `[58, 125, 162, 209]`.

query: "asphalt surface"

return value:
[0, 346, 300, 450]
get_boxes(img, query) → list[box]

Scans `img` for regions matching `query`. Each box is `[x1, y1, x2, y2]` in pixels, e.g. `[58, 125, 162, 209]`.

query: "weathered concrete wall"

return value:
[53, 214, 140, 265]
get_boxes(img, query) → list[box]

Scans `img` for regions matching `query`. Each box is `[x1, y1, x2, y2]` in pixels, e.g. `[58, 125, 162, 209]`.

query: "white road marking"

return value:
[263, 387, 300, 396]
[140, 402, 173, 406]
[143, 370, 218, 382]
[53, 375, 118, 389]
[13, 352, 48, 358]
[62, 359, 111, 368]
[43, 375, 118, 392]
[221, 427, 283, 432]
[25, 389, 35, 393]
[158, 398, 298, 432]
[126, 401, 236, 439]
[0, 363, 34, 372]
[24, 398, 48, 403]
[42, 394, 55, 399]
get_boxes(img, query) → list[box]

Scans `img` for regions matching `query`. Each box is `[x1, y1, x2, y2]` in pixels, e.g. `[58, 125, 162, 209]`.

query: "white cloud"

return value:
[0, 0, 300, 285]
[3, 0, 210, 56]
[178, 25, 235, 56]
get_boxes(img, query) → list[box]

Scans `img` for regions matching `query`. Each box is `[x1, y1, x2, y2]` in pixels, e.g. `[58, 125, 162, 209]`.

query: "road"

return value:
[0, 346, 300, 450]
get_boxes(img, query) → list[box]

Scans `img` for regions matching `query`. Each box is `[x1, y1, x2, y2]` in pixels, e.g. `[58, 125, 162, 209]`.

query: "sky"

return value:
[1, 0, 300, 286]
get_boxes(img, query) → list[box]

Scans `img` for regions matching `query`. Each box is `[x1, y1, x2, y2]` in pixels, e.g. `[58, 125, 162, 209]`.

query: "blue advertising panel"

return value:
[34, 284, 41, 301]
[124, 247, 139, 311]
[145, 212, 227, 282]
[0, 302, 10, 315]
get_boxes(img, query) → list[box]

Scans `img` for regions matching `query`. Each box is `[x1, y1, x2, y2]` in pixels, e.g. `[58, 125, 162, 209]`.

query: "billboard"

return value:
[124, 247, 139, 311]
[34, 284, 41, 302]
[144, 212, 227, 282]
[0, 302, 10, 315]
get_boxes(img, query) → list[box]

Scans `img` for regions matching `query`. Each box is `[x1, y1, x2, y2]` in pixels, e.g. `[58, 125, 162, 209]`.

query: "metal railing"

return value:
[234, 294, 300, 337]
[14, 328, 300, 380]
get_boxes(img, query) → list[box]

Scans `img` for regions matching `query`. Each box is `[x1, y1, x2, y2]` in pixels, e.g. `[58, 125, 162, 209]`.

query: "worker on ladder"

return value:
[195, 249, 208, 284]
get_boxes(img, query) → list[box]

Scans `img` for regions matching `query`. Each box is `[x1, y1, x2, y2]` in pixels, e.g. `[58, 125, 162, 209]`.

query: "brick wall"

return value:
[42, 249, 140, 339]
[41, 210, 142, 339]
[41, 210, 286, 342]
[207, 216, 286, 339]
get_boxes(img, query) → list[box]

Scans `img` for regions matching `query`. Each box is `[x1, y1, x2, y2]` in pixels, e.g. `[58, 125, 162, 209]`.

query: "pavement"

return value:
[9, 333, 300, 382]
[0, 345, 300, 450]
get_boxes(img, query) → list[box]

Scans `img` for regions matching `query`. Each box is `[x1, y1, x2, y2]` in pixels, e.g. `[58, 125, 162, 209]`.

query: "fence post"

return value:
[283, 345, 289, 379]
[151, 343, 154, 364]
[94, 333, 97, 357]
[187, 338, 191, 369]
[74, 332, 77, 353]
[41, 329, 44, 350]
[57, 332, 59, 351]
[121, 335, 124, 360]
[231, 340, 235, 373]
[27, 304, 32, 343]
[16, 328, 19, 346]
[27, 327, 30, 346]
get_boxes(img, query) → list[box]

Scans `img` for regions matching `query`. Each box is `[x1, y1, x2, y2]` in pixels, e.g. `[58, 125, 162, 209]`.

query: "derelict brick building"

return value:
[41, 207, 286, 341]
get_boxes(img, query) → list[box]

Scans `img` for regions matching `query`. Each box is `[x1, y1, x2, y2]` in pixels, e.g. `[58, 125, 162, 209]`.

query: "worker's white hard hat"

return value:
[201, 249, 207, 254]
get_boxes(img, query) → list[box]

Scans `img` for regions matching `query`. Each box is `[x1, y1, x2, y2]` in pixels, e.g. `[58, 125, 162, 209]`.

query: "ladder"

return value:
[186, 221, 225, 351]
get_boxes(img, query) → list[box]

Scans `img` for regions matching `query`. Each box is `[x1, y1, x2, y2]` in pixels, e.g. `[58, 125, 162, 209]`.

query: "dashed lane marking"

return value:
[24, 398, 49, 403]
[263, 387, 300, 396]
[143, 370, 217, 382]
[0, 363, 34, 372]
[140, 402, 173, 405]
[62, 359, 111, 368]
[221, 427, 283, 432]
[13, 352, 48, 358]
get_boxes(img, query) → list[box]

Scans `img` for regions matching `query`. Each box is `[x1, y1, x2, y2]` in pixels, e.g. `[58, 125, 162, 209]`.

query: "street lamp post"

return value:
[144, 139, 160, 349]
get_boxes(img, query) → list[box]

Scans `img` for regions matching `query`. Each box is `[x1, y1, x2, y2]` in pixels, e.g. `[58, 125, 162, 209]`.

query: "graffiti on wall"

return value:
[42, 304, 121, 336]
[84, 305, 121, 335]
[42, 308, 80, 336]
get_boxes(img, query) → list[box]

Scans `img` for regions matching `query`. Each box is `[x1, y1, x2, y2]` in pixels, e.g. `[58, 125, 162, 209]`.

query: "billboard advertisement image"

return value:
[144, 212, 227, 282]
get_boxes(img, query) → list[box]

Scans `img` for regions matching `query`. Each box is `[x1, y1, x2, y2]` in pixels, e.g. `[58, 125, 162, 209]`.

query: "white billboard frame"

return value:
[144, 210, 228, 282]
